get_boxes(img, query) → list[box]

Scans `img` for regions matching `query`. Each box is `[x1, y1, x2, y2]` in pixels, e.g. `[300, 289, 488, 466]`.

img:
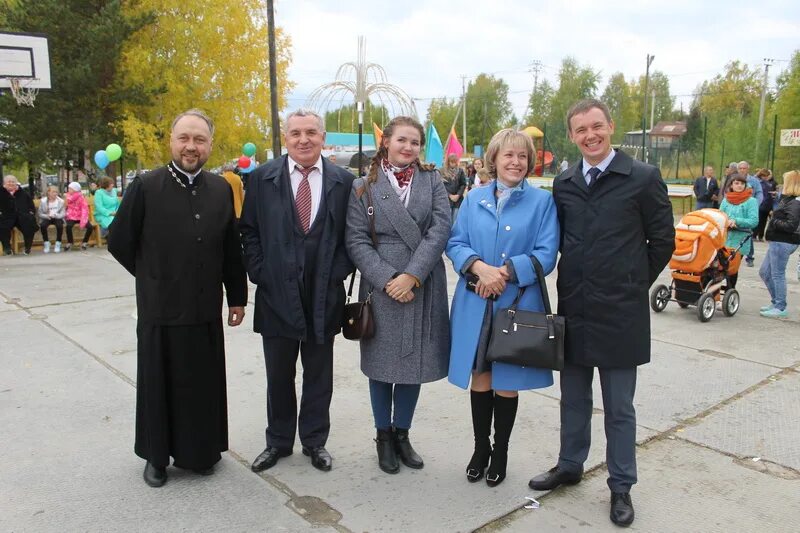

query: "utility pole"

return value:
[641, 54, 655, 162]
[755, 58, 774, 163]
[461, 75, 468, 155]
[528, 60, 542, 122]
[266, 0, 281, 159]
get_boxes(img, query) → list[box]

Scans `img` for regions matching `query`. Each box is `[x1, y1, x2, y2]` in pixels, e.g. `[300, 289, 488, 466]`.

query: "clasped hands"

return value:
[470, 260, 510, 299]
[385, 273, 417, 303]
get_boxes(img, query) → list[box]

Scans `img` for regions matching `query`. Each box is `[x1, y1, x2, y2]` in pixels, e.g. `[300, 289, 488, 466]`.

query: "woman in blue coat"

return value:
[447, 128, 559, 487]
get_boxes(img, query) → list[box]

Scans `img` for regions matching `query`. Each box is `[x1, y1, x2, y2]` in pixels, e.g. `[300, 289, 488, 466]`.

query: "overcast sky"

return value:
[276, 0, 799, 127]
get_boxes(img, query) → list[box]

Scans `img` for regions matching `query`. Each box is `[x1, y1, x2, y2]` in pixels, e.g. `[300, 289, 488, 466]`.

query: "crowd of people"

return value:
[692, 161, 800, 317]
[5, 99, 797, 529]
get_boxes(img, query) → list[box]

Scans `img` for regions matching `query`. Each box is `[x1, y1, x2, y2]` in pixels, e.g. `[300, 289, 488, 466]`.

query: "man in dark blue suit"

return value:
[239, 109, 354, 473]
[693, 165, 720, 209]
[529, 99, 674, 527]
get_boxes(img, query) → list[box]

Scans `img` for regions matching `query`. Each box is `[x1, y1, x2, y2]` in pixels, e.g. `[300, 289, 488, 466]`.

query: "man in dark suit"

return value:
[108, 109, 248, 487]
[239, 109, 354, 473]
[529, 99, 675, 527]
[693, 165, 720, 209]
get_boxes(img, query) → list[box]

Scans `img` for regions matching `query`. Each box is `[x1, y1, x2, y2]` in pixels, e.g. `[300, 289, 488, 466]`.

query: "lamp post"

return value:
[267, 0, 281, 159]
[641, 54, 655, 162]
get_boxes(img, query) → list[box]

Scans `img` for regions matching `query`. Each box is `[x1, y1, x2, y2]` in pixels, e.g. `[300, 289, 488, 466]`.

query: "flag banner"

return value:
[425, 123, 444, 166]
[445, 127, 464, 159]
[373, 123, 383, 147]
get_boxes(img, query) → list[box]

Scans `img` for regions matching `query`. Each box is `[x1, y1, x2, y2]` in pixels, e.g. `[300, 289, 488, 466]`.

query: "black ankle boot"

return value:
[375, 428, 399, 474]
[486, 394, 518, 487]
[393, 428, 424, 469]
[466, 390, 494, 482]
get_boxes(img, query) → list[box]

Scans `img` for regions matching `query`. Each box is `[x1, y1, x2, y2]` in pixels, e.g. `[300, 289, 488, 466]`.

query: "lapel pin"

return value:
[382, 194, 390, 200]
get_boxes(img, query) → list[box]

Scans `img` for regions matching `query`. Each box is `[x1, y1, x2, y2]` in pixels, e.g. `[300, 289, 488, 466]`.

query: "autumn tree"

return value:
[117, 0, 293, 167]
[465, 74, 513, 151]
[773, 50, 800, 172]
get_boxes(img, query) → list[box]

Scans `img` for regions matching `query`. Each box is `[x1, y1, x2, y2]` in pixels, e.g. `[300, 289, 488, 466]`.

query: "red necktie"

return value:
[295, 165, 315, 232]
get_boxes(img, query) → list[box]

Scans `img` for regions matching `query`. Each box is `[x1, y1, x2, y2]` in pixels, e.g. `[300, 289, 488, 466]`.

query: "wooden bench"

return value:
[10, 198, 104, 253]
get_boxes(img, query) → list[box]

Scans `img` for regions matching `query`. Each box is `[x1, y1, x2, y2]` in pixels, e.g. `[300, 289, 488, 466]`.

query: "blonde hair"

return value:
[484, 129, 536, 180]
[782, 170, 800, 196]
[46, 186, 59, 195]
[476, 168, 491, 184]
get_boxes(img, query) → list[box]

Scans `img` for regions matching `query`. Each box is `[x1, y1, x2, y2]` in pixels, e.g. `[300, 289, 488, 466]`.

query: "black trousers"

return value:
[0, 216, 35, 252]
[65, 219, 94, 244]
[756, 208, 771, 240]
[40, 218, 64, 242]
[261, 335, 334, 450]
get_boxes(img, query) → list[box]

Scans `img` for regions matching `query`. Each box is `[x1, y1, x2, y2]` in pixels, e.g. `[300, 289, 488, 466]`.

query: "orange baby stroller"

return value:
[650, 208, 751, 322]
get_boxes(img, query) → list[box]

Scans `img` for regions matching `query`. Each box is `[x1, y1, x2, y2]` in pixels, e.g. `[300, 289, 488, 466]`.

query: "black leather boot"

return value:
[394, 428, 424, 469]
[466, 390, 494, 482]
[486, 394, 518, 487]
[375, 428, 399, 474]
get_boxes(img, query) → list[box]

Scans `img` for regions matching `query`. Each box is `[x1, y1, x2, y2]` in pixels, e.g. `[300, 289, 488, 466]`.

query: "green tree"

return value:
[0, 0, 153, 174]
[425, 97, 459, 146]
[523, 79, 554, 129]
[323, 102, 389, 133]
[465, 73, 513, 151]
[601, 72, 637, 143]
[773, 50, 800, 172]
[545, 57, 601, 161]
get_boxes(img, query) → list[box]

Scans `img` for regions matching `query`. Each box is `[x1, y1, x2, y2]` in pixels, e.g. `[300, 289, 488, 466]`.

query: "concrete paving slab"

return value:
[534, 340, 777, 432]
[491, 438, 800, 533]
[681, 371, 800, 472]
[0, 307, 331, 533]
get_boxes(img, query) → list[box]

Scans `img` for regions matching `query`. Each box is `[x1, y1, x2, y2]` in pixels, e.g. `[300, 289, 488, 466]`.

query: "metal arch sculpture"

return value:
[306, 36, 417, 127]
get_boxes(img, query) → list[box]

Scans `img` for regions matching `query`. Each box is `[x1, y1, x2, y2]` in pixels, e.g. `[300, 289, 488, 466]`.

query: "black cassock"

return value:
[108, 164, 247, 469]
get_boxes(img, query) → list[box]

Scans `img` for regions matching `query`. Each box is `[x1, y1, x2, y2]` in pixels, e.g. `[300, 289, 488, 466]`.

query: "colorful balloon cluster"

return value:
[237, 142, 257, 173]
[94, 143, 123, 170]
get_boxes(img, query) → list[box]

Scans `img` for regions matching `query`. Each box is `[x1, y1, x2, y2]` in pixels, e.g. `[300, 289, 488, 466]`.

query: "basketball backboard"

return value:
[0, 31, 51, 106]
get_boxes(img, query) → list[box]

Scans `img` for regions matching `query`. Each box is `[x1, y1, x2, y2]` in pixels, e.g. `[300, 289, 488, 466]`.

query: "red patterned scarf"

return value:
[381, 158, 414, 189]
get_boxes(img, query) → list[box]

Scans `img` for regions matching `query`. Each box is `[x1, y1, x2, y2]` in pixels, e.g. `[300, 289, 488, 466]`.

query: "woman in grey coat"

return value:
[346, 116, 451, 474]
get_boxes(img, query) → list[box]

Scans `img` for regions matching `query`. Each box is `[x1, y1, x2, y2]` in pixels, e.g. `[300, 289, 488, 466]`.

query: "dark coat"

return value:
[442, 168, 468, 207]
[693, 176, 719, 203]
[553, 149, 675, 368]
[766, 195, 800, 244]
[0, 185, 36, 230]
[107, 166, 248, 325]
[239, 155, 354, 343]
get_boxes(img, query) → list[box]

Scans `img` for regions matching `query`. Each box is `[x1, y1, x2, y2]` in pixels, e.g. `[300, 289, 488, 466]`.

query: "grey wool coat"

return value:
[345, 168, 451, 384]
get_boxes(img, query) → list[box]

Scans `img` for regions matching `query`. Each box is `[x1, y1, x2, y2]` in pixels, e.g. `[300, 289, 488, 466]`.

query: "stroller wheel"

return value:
[650, 284, 670, 312]
[697, 293, 716, 322]
[722, 289, 740, 317]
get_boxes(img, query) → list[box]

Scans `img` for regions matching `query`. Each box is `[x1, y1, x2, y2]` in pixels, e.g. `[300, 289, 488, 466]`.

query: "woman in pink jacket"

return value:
[64, 182, 94, 251]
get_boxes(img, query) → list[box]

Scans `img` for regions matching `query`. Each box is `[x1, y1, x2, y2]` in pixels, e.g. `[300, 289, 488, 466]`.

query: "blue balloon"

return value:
[244, 158, 257, 173]
[94, 150, 109, 169]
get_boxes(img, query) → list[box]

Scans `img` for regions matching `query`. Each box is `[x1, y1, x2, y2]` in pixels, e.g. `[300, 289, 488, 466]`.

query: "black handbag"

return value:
[342, 179, 377, 340]
[486, 256, 565, 371]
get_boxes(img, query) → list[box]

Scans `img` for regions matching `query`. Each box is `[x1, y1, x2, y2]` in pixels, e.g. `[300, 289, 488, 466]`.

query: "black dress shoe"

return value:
[251, 446, 292, 472]
[528, 465, 583, 491]
[192, 466, 214, 476]
[393, 428, 424, 469]
[375, 429, 399, 474]
[610, 491, 635, 527]
[143, 462, 167, 488]
[302, 446, 332, 472]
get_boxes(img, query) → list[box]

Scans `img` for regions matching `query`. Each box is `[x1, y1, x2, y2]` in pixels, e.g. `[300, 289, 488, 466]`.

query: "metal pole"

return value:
[541, 122, 547, 177]
[719, 139, 725, 176]
[674, 137, 681, 180]
[755, 59, 773, 162]
[770, 114, 778, 171]
[267, 0, 281, 158]
[120, 156, 124, 194]
[641, 54, 654, 162]
[357, 101, 364, 177]
[462, 76, 467, 155]
[701, 116, 707, 171]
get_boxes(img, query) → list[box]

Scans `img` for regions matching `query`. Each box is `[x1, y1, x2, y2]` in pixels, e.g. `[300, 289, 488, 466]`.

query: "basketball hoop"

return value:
[9, 78, 38, 107]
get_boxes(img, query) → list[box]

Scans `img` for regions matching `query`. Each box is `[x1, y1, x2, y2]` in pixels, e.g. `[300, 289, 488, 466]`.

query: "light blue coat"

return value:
[446, 180, 560, 391]
[94, 188, 120, 229]
[720, 196, 758, 249]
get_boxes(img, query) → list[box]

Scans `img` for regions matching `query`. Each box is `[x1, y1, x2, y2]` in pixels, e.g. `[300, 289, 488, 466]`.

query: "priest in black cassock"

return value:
[108, 109, 248, 488]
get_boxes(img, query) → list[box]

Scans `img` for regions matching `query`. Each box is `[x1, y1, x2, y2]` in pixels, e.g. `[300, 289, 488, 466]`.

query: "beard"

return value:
[173, 152, 207, 174]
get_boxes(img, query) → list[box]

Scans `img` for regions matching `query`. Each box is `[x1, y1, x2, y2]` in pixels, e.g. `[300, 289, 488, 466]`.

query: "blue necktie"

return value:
[588, 167, 601, 187]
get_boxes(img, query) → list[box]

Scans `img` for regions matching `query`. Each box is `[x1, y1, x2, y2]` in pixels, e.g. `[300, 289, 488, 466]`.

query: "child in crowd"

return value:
[64, 181, 94, 251]
[38, 186, 65, 253]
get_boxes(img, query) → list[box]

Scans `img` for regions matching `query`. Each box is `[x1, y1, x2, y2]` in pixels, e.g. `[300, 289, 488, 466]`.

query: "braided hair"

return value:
[367, 116, 435, 183]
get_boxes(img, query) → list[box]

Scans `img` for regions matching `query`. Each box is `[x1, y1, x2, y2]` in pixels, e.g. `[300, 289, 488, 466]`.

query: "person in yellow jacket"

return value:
[221, 163, 244, 221]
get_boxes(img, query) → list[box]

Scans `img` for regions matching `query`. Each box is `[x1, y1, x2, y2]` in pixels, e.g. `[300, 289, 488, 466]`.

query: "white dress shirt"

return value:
[287, 155, 324, 226]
